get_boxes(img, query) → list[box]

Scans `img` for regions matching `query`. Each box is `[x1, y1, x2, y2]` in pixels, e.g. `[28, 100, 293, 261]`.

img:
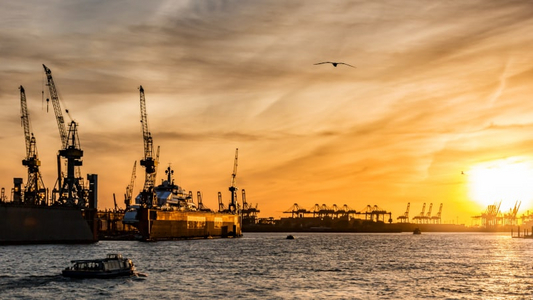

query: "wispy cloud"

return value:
[2, 0, 533, 219]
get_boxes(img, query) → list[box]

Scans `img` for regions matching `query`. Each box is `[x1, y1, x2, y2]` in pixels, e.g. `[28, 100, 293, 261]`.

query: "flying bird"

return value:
[314, 61, 356, 68]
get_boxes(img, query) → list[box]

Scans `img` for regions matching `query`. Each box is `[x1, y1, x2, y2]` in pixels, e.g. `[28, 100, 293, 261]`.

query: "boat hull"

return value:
[132, 208, 242, 241]
[0, 204, 97, 245]
[62, 269, 134, 278]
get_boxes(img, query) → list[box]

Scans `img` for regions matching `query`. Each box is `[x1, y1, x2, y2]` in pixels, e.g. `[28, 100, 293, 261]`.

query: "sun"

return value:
[466, 157, 533, 211]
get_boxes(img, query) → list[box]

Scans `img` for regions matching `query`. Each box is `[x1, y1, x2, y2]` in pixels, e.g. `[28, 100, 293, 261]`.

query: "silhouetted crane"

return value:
[412, 203, 426, 224]
[138, 86, 159, 207]
[197, 191, 210, 211]
[426, 203, 433, 218]
[43, 64, 87, 207]
[228, 148, 238, 213]
[124, 161, 137, 208]
[397, 203, 410, 223]
[19, 86, 47, 205]
[431, 203, 443, 224]
[218, 191, 225, 212]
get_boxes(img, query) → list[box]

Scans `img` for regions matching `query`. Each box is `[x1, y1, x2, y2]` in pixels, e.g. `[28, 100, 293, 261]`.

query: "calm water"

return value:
[1, 232, 533, 299]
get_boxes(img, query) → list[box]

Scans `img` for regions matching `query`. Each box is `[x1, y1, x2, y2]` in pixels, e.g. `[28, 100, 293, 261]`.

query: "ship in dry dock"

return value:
[122, 86, 241, 241]
[0, 65, 98, 245]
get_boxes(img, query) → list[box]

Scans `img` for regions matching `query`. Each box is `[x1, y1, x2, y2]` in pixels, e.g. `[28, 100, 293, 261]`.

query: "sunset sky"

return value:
[2, 0, 533, 223]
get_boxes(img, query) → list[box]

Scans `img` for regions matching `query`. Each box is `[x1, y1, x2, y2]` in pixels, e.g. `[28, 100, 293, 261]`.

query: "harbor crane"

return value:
[397, 203, 410, 223]
[19, 86, 47, 205]
[197, 191, 211, 211]
[228, 148, 238, 213]
[138, 86, 159, 207]
[218, 191, 225, 212]
[431, 203, 443, 224]
[124, 161, 137, 208]
[412, 203, 427, 224]
[426, 203, 433, 218]
[43, 64, 87, 207]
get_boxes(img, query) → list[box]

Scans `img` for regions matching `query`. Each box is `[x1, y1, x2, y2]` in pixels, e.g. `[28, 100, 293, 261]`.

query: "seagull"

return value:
[314, 61, 356, 68]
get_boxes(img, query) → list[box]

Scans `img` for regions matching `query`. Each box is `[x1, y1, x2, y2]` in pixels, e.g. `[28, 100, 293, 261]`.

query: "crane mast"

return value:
[19, 86, 46, 205]
[138, 86, 158, 207]
[228, 148, 238, 213]
[42, 64, 87, 207]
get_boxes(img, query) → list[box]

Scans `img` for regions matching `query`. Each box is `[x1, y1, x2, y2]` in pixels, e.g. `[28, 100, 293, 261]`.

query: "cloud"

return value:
[2, 0, 533, 220]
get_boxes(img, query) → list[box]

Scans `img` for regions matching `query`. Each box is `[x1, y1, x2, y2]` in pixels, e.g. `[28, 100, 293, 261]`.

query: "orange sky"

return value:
[2, 1, 533, 224]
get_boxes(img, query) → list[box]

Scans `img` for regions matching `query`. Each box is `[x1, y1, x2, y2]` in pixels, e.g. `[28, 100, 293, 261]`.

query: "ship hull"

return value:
[132, 208, 242, 241]
[0, 204, 97, 245]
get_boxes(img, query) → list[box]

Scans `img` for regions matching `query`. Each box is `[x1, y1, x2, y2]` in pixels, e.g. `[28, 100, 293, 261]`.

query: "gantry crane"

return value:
[228, 148, 238, 213]
[412, 203, 426, 224]
[397, 202, 410, 223]
[241, 189, 260, 223]
[431, 203, 443, 224]
[19, 86, 47, 205]
[43, 64, 87, 207]
[426, 203, 433, 218]
[124, 161, 137, 208]
[138, 86, 158, 207]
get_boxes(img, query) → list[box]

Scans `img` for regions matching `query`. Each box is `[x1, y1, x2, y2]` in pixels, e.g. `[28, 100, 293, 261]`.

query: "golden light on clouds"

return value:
[467, 157, 533, 211]
[2, 1, 533, 221]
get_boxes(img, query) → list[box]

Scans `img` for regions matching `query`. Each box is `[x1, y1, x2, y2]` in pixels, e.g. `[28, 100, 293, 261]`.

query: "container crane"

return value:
[431, 203, 443, 224]
[426, 203, 433, 218]
[397, 202, 410, 223]
[228, 148, 238, 213]
[241, 189, 260, 222]
[138, 86, 158, 207]
[412, 203, 426, 224]
[19, 86, 47, 205]
[43, 64, 87, 207]
[124, 161, 137, 208]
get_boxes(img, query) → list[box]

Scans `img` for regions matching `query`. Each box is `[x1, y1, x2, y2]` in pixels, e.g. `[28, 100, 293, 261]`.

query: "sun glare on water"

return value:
[467, 158, 533, 211]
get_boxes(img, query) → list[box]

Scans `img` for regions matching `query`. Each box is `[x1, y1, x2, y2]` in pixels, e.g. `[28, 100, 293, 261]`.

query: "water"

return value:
[1, 232, 533, 299]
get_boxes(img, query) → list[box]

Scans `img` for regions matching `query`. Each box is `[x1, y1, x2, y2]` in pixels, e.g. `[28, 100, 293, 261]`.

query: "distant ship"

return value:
[123, 166, 242, 241]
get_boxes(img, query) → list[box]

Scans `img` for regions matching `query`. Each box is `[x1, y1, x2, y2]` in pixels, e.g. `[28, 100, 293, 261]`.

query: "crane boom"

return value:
[139, 86, 154, 161]
[20, 86, 32, 158]
[42, 64, 69, 148]
[228, 148, 238, 213]
[231, 148, 238, 188]
[42, 64, 87, 207]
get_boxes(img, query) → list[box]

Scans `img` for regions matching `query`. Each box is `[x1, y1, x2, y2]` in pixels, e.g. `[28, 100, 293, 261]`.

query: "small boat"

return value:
[413, 228, 421, 235]
[62, 253, 137, 278]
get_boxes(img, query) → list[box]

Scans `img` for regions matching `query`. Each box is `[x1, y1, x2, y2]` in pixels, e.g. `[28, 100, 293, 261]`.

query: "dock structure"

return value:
[283, 203, 391, 222]
[284, 203, 359, 219]
[360, 205, 392, 223]
[511, 226, 533, 238]
[472, 201, 520, 228]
